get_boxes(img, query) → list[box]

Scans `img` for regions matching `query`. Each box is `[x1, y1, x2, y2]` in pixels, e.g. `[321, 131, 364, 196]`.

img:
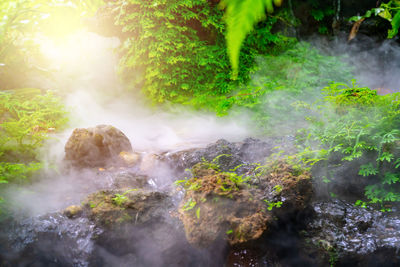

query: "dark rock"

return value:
[0, 213, 100, 267]
[311, 151, 382, 202]
[163, 137, 294, 177]
[64, 125, 133, 168]
[302, 200, 400, 266]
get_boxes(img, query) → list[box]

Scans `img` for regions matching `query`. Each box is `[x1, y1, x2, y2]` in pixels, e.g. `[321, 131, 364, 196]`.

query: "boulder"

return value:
[63, 205, 83, 219]
[83, 189, 172, 228]
[177, 160, 312, 247]
[64, 125, 134, 168]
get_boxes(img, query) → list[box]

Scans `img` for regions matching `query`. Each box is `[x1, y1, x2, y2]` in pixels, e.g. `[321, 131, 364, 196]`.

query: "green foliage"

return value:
[359, 163, 378, 177]
[182, 198, 197, 211]
[264, 199, 282, 210]
[175, 156, 251, 196]
[0, 89, 68, 162]
[220, 0, 283, 77]
[349, 0, 400, 38]
[0, 162, 43, 185]
[306, 0, 335, 34]
[222, 42, 352, 132]
[114, 0, 287, 106]
[0, 89, 67, 210]
[296, 80, 400, 209]
[112, 189, 137, 206]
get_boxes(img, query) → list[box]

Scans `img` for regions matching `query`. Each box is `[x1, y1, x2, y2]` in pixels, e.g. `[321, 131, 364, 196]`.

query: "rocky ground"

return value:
[1, 125, 400, 266]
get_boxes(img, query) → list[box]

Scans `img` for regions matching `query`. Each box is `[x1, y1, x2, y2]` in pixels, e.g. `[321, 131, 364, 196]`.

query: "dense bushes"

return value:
[0, 89, 67, 204]
[214, 42, 353, 132]
[113, 0, 289, 106]
[296, 81, 400, 210]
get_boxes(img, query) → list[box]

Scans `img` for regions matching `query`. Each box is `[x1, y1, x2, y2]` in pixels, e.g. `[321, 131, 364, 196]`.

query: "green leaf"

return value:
[311, 9, 324, 21]
[377, 152, 394, 162]
[221, 0, 281, 78]
[196, 207, 201, 219]
[394, 158, 400, 168]
[359, 163, 378, 177]
[383, 172, 400, 185]
[388, 11, 400, 38]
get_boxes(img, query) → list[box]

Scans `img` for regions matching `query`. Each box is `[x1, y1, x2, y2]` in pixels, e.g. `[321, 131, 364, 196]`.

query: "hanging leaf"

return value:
[221, 0, 282, 79]
[388, 11, 400, 38]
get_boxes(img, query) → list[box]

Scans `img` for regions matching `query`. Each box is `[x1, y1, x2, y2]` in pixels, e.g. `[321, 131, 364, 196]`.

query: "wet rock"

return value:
[302, 200, 400, 266]
[64, 205, 83, 219]
[0, 213, 100, 266]
[83, 189, 172, 228]
[118, 151, 141, 167]
[111, 171, 148, 188]
[178, 160, 312, 247]
[163, 137, 295, 177]
[139, 153, 162, 173]
[64, 125, 133, 168]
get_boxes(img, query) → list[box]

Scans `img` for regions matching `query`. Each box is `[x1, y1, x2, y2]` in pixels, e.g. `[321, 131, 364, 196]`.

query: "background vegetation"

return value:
[1, 0, 400, 212]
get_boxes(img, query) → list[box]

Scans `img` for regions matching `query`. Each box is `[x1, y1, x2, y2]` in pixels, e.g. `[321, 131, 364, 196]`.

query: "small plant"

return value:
[264, 200, 283, 211]
[182, 198, 197, 212]
[112, 189, 137, 207]
[175, 155, 251, 195]
[273, 185, 283, 194]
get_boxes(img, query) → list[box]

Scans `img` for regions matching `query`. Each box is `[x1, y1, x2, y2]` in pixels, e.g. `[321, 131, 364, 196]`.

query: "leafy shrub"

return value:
[0, 162, 43, 185]
[0, 89, 68, 162]
[296, 81, 400, 210]
[215, 42, 353, 132]
[0, 89, 67, 198]
[306, 0, 335, 34]
[0, 89, 67, 208]
[113, 0, 288, 105]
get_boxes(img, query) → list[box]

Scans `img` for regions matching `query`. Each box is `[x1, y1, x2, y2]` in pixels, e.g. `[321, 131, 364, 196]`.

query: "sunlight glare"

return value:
[37, 30, 120, 71]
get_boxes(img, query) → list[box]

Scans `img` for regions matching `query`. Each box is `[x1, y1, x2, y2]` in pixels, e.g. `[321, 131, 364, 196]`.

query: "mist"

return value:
[4, 31, 255, 217]
[5, 27, 400, 218]
[309, 33, 400, 92]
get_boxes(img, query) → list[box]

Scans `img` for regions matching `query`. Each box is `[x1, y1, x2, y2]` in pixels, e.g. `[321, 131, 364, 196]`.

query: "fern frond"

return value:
[221, 0, 281, 79]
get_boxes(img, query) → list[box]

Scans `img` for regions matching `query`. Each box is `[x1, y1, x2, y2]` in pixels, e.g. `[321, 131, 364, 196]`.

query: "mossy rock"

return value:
[63, 205, 83, 219]
[83, 189, 172, 229]
[178, 160, 312, 247]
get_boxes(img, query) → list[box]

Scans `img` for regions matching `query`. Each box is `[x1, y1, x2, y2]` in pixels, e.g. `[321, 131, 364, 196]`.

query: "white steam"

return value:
[40, 31, 251, 164]
[6, 30, 252, 216]
[309, 34, 400, 92]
